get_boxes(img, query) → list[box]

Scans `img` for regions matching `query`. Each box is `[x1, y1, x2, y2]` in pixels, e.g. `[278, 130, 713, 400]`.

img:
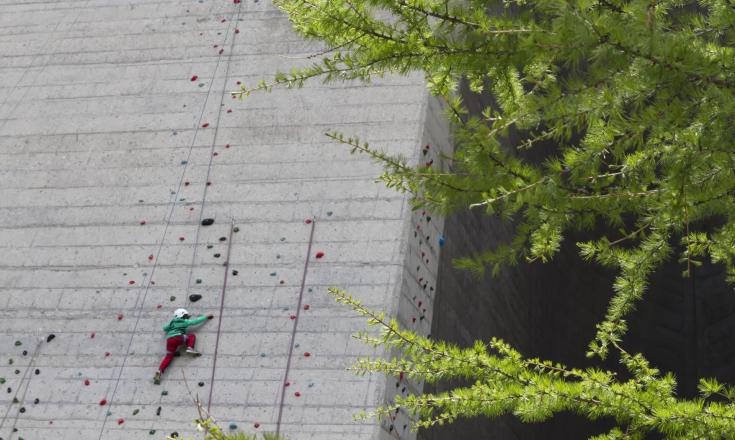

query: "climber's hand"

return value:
[207, 314, 215, 320]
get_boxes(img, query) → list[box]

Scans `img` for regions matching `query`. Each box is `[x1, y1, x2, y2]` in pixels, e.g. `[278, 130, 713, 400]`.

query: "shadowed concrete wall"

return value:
[0, 1, 449, 439]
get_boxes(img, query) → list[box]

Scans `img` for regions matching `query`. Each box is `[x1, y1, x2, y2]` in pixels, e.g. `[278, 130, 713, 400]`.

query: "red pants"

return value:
[158, 334, 196, 373]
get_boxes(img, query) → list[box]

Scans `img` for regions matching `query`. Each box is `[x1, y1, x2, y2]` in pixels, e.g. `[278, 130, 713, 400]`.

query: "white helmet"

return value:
[173, 308, 189, 319]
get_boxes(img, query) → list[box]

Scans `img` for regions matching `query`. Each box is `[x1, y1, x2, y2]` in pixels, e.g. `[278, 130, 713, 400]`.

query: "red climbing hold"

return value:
[117, 313, 124, 320]
[236, 81, 241, 85]
[148, 255, 154, 261]
[235, 28, 240, 34]
[202, 123, 210, 128]
[128, 280, 135, 285]
[294, 391, 301, 397]
[303, 304, 310, 310]
[412, 317, 417, 323]
[190, 75, 198, 82]
[234, 0, 241, 3]
[140, 220, 146, 225]
[99, 399, 107, 406]
[219, 48, 224, 55]
[206, 181, 212, 186]
[284, 381, 290, 387]
[156, 304, 163, 309]
[213, 44, 218, 48]
[315, 251, 325, 259]
[213, 152, 219, 157]
[254, 423, 260, 429]
[179, 237, 185, 241]
[290, 315, 296, 320]
[105, 352, 111, 357]
[226, 109, 232, 113]
[84, 379, 90, 386]
[184, 181, 190, 186]
[117, 418, 124, 425]
[224, 143, 230, 148]
[303, 352, 311, 357]
[221, 18, 226, 23]
[90, 332, 95, 339]
[304, 219, 312, 224]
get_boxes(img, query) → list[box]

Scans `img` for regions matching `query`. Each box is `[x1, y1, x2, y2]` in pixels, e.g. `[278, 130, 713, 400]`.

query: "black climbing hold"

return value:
[33, 398, 39, 404]
[6, 387, 11, 393]
[219, 237, 227, 242]
[149, 430, 156, 435]
[189, 294, 202, 303]
[195, 279, 202, 284]
[198, 381, 204, 387]
[156, 406, 162, 416]
[233, 227, 240, 233]
[213, 253, 221, 258]
[22, 351, 27, 356]
[231, 270, 238, 276]
[14, 370, 19, 375]
[34, 369, 40, 375]
[170, 432, 179, 438]
[46, 334, 55, 343]
[201, 218, 214, 226]
[13, 397, 19, 403]
[207, 245, 213, 249]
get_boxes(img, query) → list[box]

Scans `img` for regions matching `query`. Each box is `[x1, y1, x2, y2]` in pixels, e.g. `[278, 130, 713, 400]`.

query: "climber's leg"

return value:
[158, 335, 184, 373]
[184, 334, 201, 356]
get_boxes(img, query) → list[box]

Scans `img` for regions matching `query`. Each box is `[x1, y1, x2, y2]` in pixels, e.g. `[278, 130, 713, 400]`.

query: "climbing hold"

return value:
[201, 218, 214, 226]
[34, 398, 39, 404]
[213, 253, 221, 258]
[128, 280, 135, 285]
[219, 48, 224, 54]
[326, 211, 333, 216]
[179, 236, 185, 241]
[439, 236, 445, 247]
[161, 390, 168, 396]
[156, 406, 162, 416]
[233, 227, 239, 232]
[303, 304, 310, 310]
[284, 381, 290, 387]
[232, 270, 238, 276]
[0, 378, 4, 384]
[235, 28, 240, 33]
[270, 272, 276, 277]
[207, 245, 214, 249]
[190, 75, 198, 82]
[315, 251, 325, 259]
[14, 341, 21, 347]
[46, 334, 55, 343]
[260, 353, 266, 357]
[149, 430, 156, 435]
[305, 219, 312, 224]
[280, 237, 286, 241]
[279, 280, 284, 284]
[148, 254, 154, 261]
[195, 279, 202, 284]
[117, 419, 124, 425]
[34, 369, 39, 375]
[202, 123, 209, 128]
[198, 382, 204, 387]
[308, 288, 313, 293]
[290, 315, 296, 320]
[105, 352, 110, 357]
[189, 294, 202, 303]
[225, 143, 231, 148]
[308, 382, 314, 388]
[90, 332, 95, 339]
[294, 391, 301, 397]
[133, 409, 139, 415]
[117, 313, 124, 320]
[304, 352, 311, 357]
[22, 350, 27, 356]
[254, 422, 260, 428]
[226, 109, 232, 114]
[84, 379, 90, 386]
[426, 216, 432, 222]
[14, 370, 20, 375]
[19, 407, 25, 413]
[13, 397, 18, 403]
[99, 399, 107, 406]
[181, 160, 188, 165]
[229, 423, 237, 430]
[157, 304, 163, 309]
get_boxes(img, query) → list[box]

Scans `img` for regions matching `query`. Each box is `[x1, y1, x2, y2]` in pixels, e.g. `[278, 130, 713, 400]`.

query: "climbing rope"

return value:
[275, 219, 317, 437]
[206, 220, 236, 413]
[95, 3, 242, 438]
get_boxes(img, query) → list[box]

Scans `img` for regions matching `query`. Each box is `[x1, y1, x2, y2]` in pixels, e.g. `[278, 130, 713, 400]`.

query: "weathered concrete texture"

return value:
[0, 1, 447, 439]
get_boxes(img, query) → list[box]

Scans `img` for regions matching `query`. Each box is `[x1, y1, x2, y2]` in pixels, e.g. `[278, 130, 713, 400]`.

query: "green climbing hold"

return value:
[14, 341, 21, 347]
[106, 411, 112, 416]
[280, 237, 286, 241]
[8, 359, 13, 365]
[149, 429, 156, 435]
[326, 211, 333, 216]
[229, 423, 237, 430]
[170, 296, 176, 302]
[0, 378, 4, 384]
[260, 353, 266, 357]
[233, 227, 240, 233]
[133, 409, 139, 416]
[195, 279, 202, 284]
[161, 390, 168, 396]
[270, 272, 276, 277]
[308, 288, 313, 293]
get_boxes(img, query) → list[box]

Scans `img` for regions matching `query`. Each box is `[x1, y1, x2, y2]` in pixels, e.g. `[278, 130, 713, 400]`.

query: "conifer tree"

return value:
[238, 0, 735, 437]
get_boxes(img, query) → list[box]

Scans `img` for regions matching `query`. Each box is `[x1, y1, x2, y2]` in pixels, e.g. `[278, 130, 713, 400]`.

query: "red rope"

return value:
[207, 220, 235, 413]
[276, 219, 316, 436]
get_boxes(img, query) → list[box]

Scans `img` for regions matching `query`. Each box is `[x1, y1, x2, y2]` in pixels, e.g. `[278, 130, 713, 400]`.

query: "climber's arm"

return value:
[183, 315, 208, 326]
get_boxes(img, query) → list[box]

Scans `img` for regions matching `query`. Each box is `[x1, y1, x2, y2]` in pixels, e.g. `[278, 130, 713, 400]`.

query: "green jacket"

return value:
[163, 315, 207, 338]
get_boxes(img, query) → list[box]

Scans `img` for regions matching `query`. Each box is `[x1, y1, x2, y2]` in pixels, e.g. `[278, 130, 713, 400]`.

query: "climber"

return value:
[154, 308, 214, 384]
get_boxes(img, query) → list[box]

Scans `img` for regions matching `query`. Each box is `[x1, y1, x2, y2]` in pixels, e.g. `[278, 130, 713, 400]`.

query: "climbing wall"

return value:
[0, 1, 449, 439]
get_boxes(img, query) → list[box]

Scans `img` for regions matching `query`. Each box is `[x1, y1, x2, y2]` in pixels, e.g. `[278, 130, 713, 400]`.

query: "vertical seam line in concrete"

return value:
[206, 219, 236, 413]
[184, 3, 243, 304]
[275, 219, 317, 437]
[95, 3, 241, 438]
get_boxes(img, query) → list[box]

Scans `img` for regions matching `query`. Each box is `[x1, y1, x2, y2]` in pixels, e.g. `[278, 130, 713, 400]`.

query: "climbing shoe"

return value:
[153, 371, 161, 385]
[185, 348, 201, 357]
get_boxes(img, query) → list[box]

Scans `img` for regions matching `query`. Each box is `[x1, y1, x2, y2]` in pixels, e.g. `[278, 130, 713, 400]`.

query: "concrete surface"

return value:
[0, 1, 449, 439]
